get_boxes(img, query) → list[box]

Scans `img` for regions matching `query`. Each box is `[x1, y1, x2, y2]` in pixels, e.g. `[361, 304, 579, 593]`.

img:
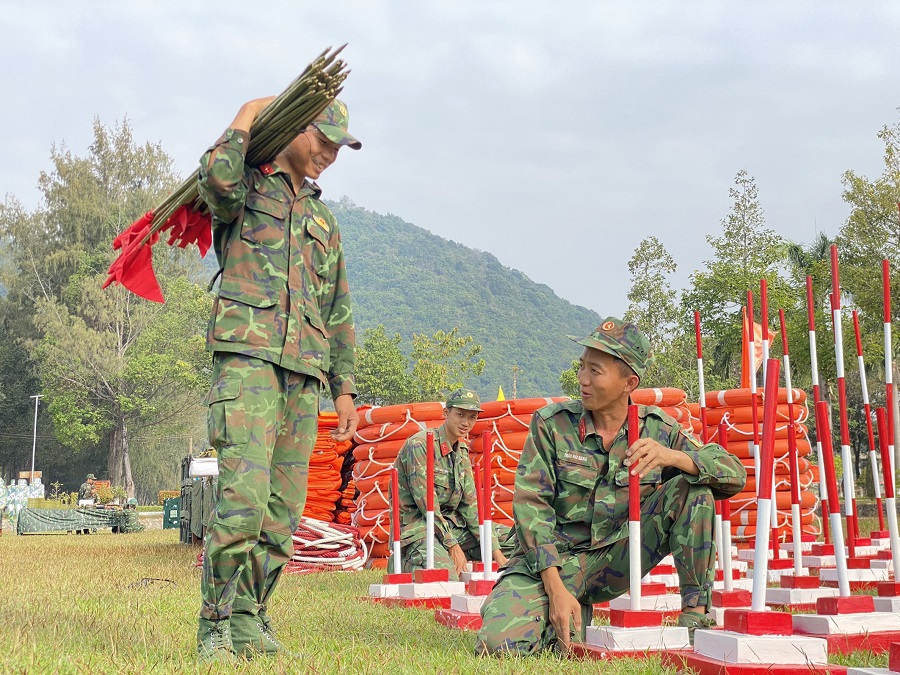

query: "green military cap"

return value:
[313, 99, 362, 150]
[445, 388, 484, 412]
[86, 473, 96, 480]
[127, 497, 138, 506]
[568, 317, 653, 380]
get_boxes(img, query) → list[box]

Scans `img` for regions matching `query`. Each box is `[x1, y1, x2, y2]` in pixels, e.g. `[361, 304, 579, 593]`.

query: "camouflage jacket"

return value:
[77, 482, 95, 501]
[510, 401, 746, 575]
[197, 128, 356, 398]
[395, 424, 499, 552]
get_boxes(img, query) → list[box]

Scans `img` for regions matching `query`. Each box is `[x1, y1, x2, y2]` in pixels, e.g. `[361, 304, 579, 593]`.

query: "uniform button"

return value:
[237, 137, 243, 144]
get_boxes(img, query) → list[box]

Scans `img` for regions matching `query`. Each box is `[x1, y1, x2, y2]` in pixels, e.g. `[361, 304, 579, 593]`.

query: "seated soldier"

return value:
[391, 388, 507, 580]
[476, 318, 746, 655]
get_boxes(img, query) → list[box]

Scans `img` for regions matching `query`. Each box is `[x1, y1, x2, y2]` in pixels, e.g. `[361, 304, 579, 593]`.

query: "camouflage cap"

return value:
[312, 99, 361, 150]
[568, 317, 653, 380]
[445, 388, 484, 412]
[127, 497, 138, 506]
[86, 473, 96, 480]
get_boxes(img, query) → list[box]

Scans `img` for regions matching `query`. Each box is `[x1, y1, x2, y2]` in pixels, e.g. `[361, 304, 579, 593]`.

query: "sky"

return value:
[3, 1, 900, 317]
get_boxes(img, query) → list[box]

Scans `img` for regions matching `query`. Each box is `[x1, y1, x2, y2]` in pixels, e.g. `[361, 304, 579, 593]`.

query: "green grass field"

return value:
[0, 528, 889, 674]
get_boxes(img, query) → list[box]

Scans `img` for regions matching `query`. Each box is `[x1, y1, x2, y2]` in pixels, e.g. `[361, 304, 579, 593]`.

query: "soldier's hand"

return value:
[448, 544, 468, 577]
[331, 394, 359, 442]
[492, 549, 508, 567]
[229, 96, 278, 134]
[547, 585, 581, 652]
[541, 567, 581, 652]
[625, 438, 699, 477]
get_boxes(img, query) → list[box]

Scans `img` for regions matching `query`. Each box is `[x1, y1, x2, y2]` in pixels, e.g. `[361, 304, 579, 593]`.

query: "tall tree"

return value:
[625, 236, 678, 345]
[409, 328, 486, 401]
[624, 236, 694, 391]
[682, 170, 789, 386]
[0, 119, 209, 496]
[355, 325, 415, 406]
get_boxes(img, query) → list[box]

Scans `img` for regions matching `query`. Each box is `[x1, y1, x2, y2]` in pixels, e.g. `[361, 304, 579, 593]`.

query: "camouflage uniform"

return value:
[389, 389, 500, 580]
[475, 318, 746, 655]
[77, 480, 96, 502]
[76, 476, 96, 534]
[197, 102, 360, 646]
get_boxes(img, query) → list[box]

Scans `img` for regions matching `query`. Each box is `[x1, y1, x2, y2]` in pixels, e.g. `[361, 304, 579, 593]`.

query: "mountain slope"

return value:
[330, 199, 600, 397]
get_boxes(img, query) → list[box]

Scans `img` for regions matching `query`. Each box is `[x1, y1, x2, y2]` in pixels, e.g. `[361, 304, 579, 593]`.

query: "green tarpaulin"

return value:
[17, 507, 127, 534]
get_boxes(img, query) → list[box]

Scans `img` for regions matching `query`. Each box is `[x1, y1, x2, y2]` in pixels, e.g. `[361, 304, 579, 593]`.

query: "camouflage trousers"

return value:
[390, 528, 482, 581]
[199, 353, 319, 621]
[475, 475, 715, 656]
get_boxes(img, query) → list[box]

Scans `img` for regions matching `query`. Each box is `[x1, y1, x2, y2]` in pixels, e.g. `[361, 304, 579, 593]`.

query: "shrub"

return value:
[157, 490, 179, 505]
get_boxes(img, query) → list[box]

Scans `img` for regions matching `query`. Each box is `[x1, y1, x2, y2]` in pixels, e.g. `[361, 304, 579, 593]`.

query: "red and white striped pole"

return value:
[751, 358, 781, 611]
[806, 275, 830, 544]
[853, 309, 885, 533]
[883, 260, 896, 483]
[719, 422, 734, 592]
[817, 400, 851, 596]
[761, 280, 780, 556]
[760, 279, 771, 388]
[391, 467, 402, 575]
[747, 292, 762, 500]
[482, 431, 493, 581]
[426, 431, 436, 569]
[695, 311, 724, 570]
[877, 408, 900, 581]
[628, 404, 642, 609]
[830, 245, 858, 555]
[474, 462, 486, 571]
[779, 308, 804, 573]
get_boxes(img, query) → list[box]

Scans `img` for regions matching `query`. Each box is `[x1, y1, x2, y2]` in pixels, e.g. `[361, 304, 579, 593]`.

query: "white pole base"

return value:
[585, 625, 690, 651]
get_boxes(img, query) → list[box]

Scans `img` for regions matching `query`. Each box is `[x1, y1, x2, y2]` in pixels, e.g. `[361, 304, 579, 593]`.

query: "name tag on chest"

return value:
[560, 451, 591, 466]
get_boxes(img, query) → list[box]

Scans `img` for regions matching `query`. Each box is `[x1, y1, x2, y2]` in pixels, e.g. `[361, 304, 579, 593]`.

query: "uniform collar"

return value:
[579, 399, 644, 444]
[258, 162, 323, 199]
[436, 424, 465, 457]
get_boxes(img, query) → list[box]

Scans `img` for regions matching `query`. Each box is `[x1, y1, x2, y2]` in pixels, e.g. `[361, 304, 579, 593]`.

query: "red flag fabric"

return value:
[740, 309, 777, 388]
[103, 207, 212, 303]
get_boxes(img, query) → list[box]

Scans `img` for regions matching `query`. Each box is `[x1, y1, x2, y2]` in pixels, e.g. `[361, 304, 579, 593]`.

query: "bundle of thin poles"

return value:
[103, 45, 350, 302]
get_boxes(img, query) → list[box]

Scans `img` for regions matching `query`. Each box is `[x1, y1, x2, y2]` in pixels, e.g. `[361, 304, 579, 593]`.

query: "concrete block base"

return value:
[382, 596, 451, 609]
[694, 629, 829, 664]
[873, 596, 900, 613]
[765, 587, 839, 609]
[661, 650, 847, 675]
[792, 611, 900, 636]
[609, 592, 682, 611]
[368, 583, 400, 598]
[450, 593, 487, 614]
[585, 624, 690, 651]
[434, 608, 481, 631]
[397, 581, 465, 599]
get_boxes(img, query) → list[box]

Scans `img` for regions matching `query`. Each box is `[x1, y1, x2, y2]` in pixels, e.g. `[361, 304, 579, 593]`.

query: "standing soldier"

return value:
[196, 98, 361, 662]
[75, 473, 97, 534]
[392, 389, 507, 580]
[476, 318, 746, 655]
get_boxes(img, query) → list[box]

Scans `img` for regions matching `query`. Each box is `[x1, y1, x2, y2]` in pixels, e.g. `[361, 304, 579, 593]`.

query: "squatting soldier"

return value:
[475, 318, 746, 655]
[392, 389, 508, 580]
[196, 97, 361, 662]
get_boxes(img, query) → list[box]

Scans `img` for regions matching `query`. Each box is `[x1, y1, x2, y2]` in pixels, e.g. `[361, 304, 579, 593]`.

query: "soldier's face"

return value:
[443, 406, 479, 439]
[285, 127, 341, 181]
[577, 348, 637, 412]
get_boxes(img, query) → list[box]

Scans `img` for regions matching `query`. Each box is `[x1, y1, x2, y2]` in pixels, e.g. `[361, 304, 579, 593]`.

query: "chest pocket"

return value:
[614, 467, 663, 504]
[241, 193, 288, 249]
[304, 216, 333, 279]
[555, 460, 597, 524]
